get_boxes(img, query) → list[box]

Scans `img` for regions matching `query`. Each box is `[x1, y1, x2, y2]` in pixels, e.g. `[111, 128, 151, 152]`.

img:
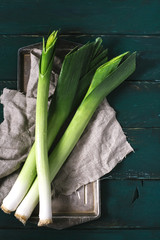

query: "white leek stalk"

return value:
[35, 31, 58, 226]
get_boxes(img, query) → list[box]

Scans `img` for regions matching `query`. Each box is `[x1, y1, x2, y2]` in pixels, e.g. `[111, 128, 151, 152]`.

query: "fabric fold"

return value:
[0, 40, 133, 201]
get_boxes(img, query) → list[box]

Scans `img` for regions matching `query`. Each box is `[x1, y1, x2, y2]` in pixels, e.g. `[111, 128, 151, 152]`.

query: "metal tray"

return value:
[17, 39, 101, 229]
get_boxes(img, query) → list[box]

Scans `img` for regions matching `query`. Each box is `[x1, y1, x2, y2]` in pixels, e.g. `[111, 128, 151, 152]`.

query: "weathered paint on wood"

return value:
[0, 84, 160, 180]
[106, 128, 160, 180]
[0, 180, 160, 230]
[1, 35, 160, 81]
[0, 229, 160, 240]
[0, 81, 17, 93]
[0, 0, 160, 35]
[108, 81, 160, 128]
[0, 81, 17, 121]
[0, 35, 159, 82]
[1, 81, 160, 128]
[0, 118, 159, 179]
[0, 0, 160, 238]
[99, 180, 160, 229]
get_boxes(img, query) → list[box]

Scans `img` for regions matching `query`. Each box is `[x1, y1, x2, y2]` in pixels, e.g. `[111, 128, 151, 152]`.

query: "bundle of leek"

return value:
[1, 31, 136, 227]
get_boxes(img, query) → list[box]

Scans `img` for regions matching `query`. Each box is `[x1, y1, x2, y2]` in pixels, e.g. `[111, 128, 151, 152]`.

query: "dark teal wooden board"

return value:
[1, 81, 160, 127]
[108, 81, 160, 127]
[106, 128, 160, 179]
[0, 0, 160, 35]
[0, 229, 160, 240]
[1, 180, 160, 229]
[0, 0, 160, 239]
[1, 35, 160, 81]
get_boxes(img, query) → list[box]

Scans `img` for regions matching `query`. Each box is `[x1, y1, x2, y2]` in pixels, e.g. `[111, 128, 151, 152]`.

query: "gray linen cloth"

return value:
[0, 41, 133, 202]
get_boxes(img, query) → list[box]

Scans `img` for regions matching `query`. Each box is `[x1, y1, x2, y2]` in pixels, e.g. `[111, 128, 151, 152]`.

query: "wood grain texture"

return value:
[0, 180, 160, 230]
[0, 0, 160, 236]
[106, 128, 160, 180]
[0, 110, 159, 179]
[108, 81, 160, 128]
[0, 0, 160, 35]
[0, 81, 17, 120]
[1, 81, 160, 128]
[0, 35, 160, 81]
[0, 81, 160, 179]
[97, 180, 160, 229]
[0, 229, 160, 240]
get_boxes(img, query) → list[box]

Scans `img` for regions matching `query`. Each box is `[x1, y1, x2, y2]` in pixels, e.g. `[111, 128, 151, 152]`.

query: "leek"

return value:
[35, 30, 58, 226]
[1, 31, 58, 221]
[1, 38, 107, 215]
[15, 52, 136, 224]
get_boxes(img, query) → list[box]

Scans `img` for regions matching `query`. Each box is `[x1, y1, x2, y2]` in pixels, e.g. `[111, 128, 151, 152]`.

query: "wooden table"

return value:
[0, 0, 160, 239]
